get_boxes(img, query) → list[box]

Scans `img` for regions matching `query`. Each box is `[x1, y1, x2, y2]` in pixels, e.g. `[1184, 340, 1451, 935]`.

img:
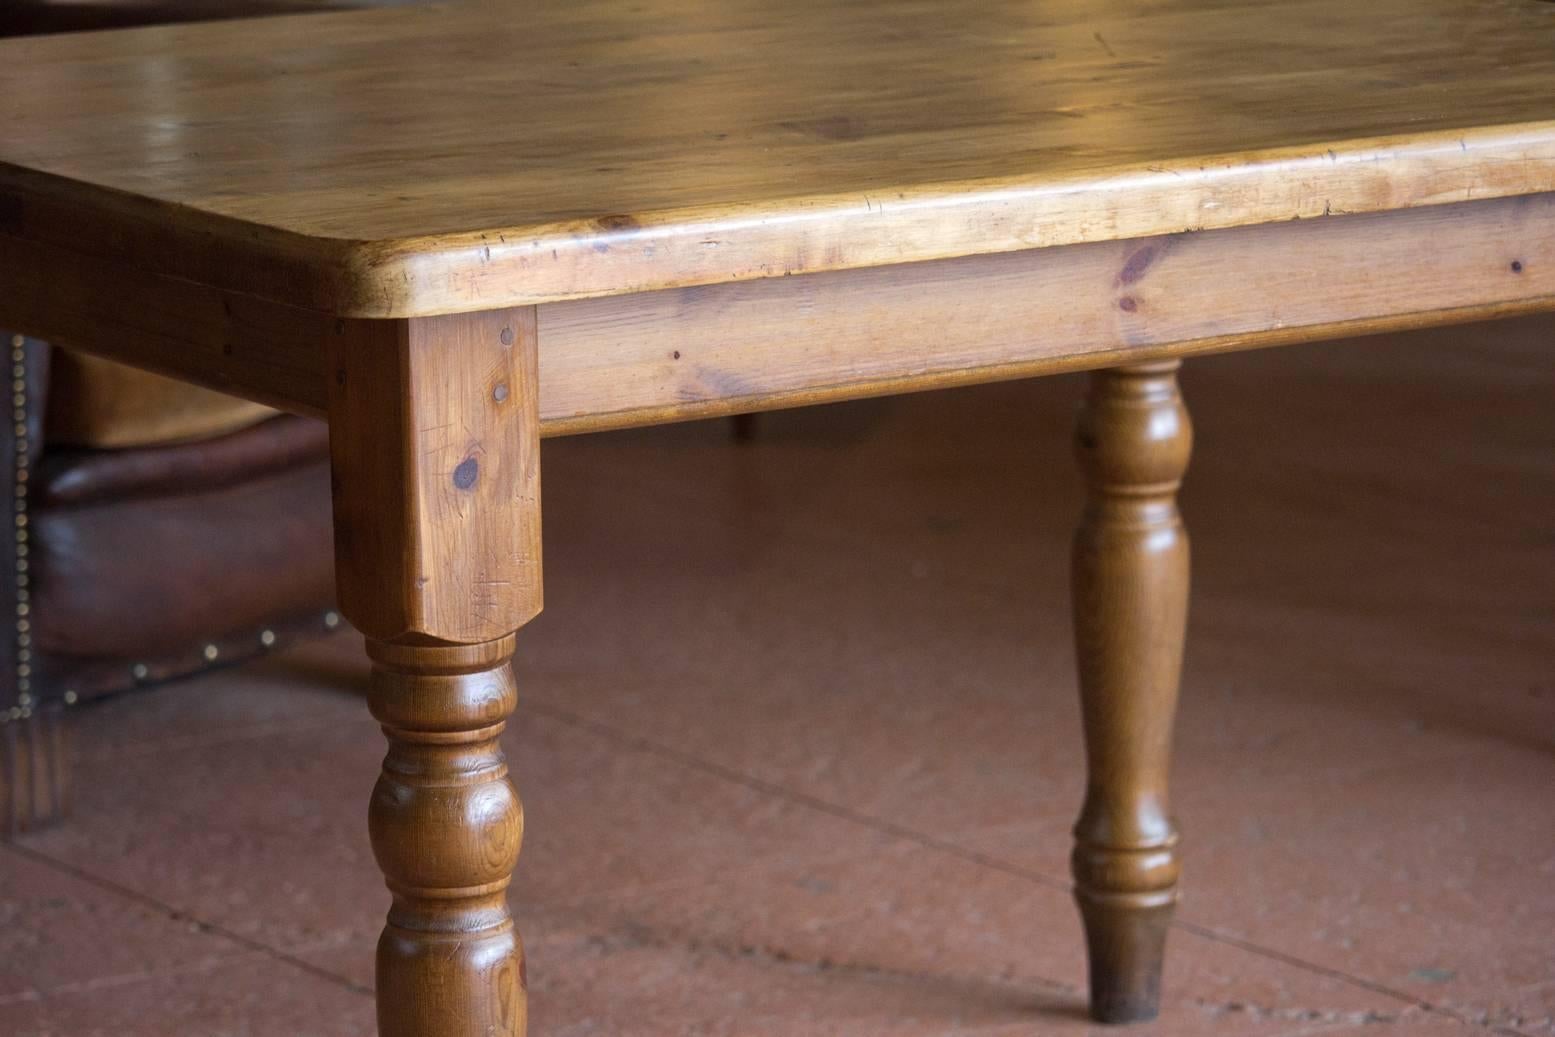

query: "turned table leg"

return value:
[327, 308, 543, 1037]
[369, 637, 526, 1036]
[1070, 361, 1191, 1024]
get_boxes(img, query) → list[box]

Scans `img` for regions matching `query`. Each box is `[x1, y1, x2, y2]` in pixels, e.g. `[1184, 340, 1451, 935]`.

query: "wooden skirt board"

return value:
[4, 0, 1555, 1031]
[538, 193, 1555, 434]
[2, 192, 1552, 434]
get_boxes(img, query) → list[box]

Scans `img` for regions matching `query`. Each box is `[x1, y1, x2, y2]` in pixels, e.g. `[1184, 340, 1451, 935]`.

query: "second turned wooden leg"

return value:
[369, 637, 526, 1037]
[1070, 361, 1192, 1024]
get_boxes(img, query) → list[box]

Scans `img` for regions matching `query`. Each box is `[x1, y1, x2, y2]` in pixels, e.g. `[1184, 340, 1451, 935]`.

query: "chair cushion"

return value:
[38, 413, 328, 506]
[45, 351, 277, 448]
[31, 456, 336, 662]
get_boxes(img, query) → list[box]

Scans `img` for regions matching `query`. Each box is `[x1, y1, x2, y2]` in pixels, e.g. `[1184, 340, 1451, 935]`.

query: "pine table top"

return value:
[2, 0, 1554, 316]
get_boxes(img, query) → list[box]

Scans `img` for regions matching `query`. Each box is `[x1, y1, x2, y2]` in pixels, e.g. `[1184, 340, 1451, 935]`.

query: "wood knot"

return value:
[453, 456, 480, 490]
[1117, 244, 1160, 286]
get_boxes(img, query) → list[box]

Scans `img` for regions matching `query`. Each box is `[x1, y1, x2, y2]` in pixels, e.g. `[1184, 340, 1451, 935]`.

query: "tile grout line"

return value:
[2, 842, 375, 1001]
[523, 699, 1069, 890]
[69, 709, 363, 763]
[526, 699, 1513, 1034]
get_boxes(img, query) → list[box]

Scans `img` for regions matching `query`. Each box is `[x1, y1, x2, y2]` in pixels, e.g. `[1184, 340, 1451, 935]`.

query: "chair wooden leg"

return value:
[1070, 361, 1191, 1024]
[327, 307, 544, 1037]
[0, 704, 69, 837]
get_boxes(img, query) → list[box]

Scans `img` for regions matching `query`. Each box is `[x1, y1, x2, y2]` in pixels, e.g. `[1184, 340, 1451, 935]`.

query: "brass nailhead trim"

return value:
[5, 336, 27, 725]
[0, 331, 321, 719]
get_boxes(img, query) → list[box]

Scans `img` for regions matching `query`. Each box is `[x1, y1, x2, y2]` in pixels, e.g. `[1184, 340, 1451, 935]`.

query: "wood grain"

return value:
[328, 310, 543, 1037]
[2, 0, 1554, 315]
[8, 4, 1551, 1031]
[5, 193, 1550, 430]
[368, 636, 527, 1037]
[537, 192, 1555, 433]
[0, 232, 329, 417]
[1070, 362, 1191, 1024]
[326, 308, 542, 644]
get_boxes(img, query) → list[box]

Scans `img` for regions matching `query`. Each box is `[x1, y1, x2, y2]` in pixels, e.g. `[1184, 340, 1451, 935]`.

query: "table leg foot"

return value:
[1074, 881, 1175, 1023]
[368, 636, 526, 1037]
[1069, 361, 1191, 1024]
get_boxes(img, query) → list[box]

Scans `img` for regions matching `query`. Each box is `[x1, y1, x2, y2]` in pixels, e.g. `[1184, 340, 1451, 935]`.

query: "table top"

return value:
[3, 0, 1555, 317]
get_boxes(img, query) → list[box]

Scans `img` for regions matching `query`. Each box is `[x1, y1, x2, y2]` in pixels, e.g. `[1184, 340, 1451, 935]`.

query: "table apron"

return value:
[1, 192, 1551, 433]
[538, 191, 1555, 435]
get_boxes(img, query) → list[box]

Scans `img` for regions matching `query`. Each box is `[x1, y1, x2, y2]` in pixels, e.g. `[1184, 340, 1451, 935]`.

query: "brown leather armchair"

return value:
[2, 342, 337, 834]
[0, 0, 399, 835]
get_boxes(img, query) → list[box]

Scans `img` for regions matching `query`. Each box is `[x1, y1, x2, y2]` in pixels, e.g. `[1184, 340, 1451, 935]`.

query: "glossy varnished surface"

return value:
[2, 0, 1554, 315]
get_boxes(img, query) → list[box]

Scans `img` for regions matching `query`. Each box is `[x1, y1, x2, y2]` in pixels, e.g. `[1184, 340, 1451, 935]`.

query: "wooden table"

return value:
[2, 0, 1552, 1030]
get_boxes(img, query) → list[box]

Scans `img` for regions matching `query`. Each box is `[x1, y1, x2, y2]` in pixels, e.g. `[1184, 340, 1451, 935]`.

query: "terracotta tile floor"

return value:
[4, 316, 1553, 1036]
